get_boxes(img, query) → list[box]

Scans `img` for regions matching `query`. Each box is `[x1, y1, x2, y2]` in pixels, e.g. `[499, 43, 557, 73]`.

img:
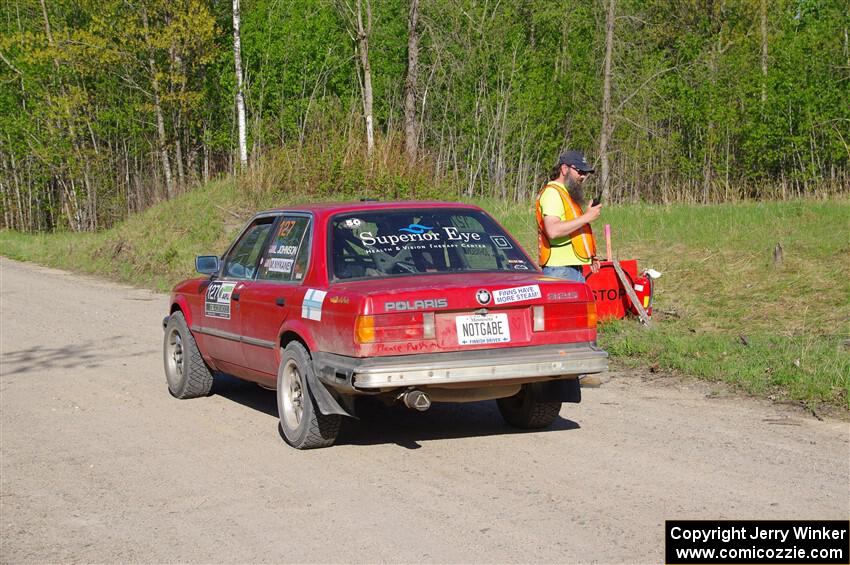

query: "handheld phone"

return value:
[590, 195, 602, 207]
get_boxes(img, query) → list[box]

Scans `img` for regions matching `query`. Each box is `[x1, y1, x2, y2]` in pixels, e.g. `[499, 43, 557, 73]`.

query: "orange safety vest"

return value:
[535, 182, 596, 265]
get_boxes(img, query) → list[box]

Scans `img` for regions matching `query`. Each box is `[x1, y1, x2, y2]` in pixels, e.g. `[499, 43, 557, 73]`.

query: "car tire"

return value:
[163, 311, 214, 399]
[277, 342, 341, 449]
[496, 383, 562, 429]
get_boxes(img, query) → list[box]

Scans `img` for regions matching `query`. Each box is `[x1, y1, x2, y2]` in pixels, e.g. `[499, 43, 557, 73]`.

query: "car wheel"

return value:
[277, 342, 341, 449]
[496, 383, 562, 429]
[163, 311, 214, 399]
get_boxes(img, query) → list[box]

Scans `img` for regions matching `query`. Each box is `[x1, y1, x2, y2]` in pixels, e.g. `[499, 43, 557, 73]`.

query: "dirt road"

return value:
[1, 257, 847, 563]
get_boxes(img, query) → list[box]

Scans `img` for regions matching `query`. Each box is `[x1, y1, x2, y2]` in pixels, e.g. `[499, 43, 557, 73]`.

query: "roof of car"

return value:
[258, 200, 483, 217]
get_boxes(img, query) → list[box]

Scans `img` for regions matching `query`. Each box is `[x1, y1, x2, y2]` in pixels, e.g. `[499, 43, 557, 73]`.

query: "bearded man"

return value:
[534, 150, 602, 282]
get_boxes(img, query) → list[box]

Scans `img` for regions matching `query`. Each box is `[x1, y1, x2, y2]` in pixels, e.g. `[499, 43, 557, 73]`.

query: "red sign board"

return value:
[581, 260, 648, 320]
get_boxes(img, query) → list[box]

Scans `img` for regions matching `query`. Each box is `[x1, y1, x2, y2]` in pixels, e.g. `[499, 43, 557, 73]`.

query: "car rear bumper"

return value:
[313, 343, 608, 390]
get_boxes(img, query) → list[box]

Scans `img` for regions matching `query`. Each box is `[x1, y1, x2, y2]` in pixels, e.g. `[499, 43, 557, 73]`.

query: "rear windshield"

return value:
[329, 208, 536, 280]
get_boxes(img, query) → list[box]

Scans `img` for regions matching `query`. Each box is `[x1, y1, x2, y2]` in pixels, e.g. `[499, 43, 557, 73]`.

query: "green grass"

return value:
[2, 184, 848, 410]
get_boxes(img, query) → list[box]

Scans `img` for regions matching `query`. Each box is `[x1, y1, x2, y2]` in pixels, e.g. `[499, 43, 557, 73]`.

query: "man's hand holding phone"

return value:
[585, 195, 602, 223]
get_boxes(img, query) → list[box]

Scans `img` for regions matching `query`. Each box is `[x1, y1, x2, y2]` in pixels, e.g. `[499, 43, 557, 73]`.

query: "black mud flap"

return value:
[305, 368, 354, 418]
[534, 379, 581, 403]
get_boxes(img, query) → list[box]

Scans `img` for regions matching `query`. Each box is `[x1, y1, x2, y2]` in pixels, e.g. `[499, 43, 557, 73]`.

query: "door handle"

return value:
[232, 292, 241, 301]
[275, 297, 285, 306]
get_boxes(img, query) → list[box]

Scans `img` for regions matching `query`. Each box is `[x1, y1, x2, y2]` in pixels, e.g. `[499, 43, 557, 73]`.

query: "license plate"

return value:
[455, 313, 511, 345]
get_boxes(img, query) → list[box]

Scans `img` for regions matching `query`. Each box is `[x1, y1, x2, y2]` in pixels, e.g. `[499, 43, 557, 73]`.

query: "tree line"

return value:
[1, 0, 848, 232]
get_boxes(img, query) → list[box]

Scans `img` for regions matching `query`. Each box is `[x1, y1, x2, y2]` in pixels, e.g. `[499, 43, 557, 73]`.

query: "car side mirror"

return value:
[195, 255, 220, 275]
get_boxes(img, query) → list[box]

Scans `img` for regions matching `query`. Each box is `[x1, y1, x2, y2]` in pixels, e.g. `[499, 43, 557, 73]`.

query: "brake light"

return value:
[532, 302, 595, 332]
[355, 312, 436, 344]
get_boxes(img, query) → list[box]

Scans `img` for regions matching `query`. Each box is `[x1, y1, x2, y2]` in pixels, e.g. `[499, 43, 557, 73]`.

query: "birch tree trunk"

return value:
[598, 0, 616, 201]
[356, 0, 375, 158]
[170, 45, 186, 188]
[142, 9, 174, 199]
[404, 0, 420, 165]
[233, 0, 248, 169]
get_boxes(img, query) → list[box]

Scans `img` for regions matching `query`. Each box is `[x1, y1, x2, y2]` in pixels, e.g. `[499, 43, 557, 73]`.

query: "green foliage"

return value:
[1, 0, 848, 233]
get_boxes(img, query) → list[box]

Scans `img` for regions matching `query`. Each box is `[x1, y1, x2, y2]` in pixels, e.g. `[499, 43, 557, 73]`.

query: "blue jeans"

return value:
[542, 265, 586, 283]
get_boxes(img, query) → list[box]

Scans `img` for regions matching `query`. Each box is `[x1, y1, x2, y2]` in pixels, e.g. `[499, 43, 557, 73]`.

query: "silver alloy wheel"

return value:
[280, 359, 304, 430]
[165, 328, 184, 389]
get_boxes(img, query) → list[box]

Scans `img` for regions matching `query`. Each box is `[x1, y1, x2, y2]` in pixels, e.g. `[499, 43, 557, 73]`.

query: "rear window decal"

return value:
[302, 289, 327, 321]
[493, 284, 541, 305]
[399, 223, 433, 234]
[205, 281, 237, 319]
[491, 235, 513, 249]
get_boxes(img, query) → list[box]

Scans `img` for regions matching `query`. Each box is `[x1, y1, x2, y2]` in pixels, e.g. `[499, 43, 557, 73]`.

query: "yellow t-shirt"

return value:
[539, 182, 590, 267]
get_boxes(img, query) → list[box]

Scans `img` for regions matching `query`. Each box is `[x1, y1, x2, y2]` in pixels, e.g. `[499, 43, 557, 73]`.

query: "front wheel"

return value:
[277, 342, 341, 449]
[497, 383, 562, 429]
[163, 311, 214, 399]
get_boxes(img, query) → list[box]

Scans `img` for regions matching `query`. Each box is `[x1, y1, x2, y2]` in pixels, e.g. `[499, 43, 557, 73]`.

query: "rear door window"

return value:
[258, 216, 311, 282]
[329, 209, 535, 281]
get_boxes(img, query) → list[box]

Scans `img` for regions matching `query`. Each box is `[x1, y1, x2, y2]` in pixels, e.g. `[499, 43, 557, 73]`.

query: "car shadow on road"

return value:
[336, 398, 580, 449]
[211, 373, 278, 417]
[211, 376, 580, 449]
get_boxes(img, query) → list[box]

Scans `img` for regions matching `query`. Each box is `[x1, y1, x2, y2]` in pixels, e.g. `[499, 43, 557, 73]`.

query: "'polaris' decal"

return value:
[384, 298, 448, 312]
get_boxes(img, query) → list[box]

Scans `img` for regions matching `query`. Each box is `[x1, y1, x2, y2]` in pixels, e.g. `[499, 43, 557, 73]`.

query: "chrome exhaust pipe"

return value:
[401, 389, 431, 412]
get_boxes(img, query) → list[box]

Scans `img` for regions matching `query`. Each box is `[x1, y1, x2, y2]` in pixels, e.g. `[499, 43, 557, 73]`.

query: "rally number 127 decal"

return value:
[205, 281, 237, 319]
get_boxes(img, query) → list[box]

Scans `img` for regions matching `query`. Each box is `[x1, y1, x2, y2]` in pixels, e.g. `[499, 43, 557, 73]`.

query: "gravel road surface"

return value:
[1, 257, 847, 563]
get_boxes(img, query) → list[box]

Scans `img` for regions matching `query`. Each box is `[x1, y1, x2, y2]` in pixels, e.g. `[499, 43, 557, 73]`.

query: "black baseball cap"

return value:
[558, 150, 595, 173]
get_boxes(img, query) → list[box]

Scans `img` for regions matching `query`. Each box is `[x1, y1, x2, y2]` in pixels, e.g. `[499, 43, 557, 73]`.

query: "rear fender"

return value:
[277, 318, 319, 361]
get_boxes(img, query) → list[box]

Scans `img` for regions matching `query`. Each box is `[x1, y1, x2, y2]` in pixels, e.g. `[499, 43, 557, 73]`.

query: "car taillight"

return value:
[355, 312, 436, 344]
[355, 315, 376, 343]
[586, 301, 597, 328]
[532, 302, 596, 332]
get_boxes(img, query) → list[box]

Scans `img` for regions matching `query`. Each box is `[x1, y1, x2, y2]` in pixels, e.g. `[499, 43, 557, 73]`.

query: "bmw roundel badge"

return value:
[475, 289, 491, 306]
